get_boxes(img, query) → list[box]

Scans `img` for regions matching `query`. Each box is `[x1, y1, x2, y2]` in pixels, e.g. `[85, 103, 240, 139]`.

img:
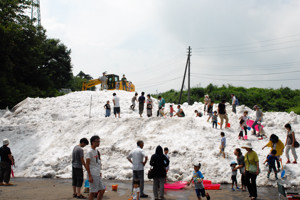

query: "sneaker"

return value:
[286, 160, 291, 164]
[232, 188, 235, 191]
[293, 161, 297, 164]
[4, 182, 14, 186]
[236, 186, 240, 190]
[140, 194, 149, 198]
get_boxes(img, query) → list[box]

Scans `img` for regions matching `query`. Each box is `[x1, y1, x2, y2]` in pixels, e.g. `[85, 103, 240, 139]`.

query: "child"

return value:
[195, 110, 203, 117]
[239, 111, 248, 139]
[238, 119, 245, 140]
[188, 161, 210, 200]
[104, 100, 111, 117]
[206, 101, 214, 122]
[164, 147, 170, 173]
[169, 105, 175, 117]
[230, 161, 239, 191]
[164, 147, 170, 182]
[130, 93, 138, 111]
[128, 81, 132, 91]
[264, 150, 278, 180]
[131, 179, 140, 200]
[220, 132, 226, 158]
[115, 81, 120, 90]
[212, 111, 218, 128]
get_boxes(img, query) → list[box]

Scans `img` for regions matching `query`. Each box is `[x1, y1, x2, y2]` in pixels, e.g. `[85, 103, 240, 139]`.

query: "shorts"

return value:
[72, 167, 83, 187]
[90, 175, 105, 193]
[170, 112, 173, 117]
[195, 188, 206, 197]
[208, 112, 213, 117]
[114, 107, 120, 114]
[231, 175, 237, 184]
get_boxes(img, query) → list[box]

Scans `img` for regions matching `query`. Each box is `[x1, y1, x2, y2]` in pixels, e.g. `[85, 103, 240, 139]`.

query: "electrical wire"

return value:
[191, 75, 300, 82]
[191, 69, 300, 77]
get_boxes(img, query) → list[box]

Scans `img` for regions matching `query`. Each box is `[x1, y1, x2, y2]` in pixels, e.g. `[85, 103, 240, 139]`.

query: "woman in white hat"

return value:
[242, 142, 260, 200]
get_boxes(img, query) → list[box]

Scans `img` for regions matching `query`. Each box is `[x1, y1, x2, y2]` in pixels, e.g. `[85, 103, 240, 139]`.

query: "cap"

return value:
[193, 160, 201, 167]
[230, 161, 237, 166]
[3, 139, 9, 145]
[253, 105, 259, 109]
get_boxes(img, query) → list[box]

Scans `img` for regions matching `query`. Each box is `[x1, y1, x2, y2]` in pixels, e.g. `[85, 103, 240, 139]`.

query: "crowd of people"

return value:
[0, 93, 299, 200]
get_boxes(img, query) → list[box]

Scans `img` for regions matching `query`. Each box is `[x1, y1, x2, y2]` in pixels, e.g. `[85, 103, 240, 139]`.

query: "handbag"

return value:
[148, 167, 154, 179]
[294, 141, 299, 148]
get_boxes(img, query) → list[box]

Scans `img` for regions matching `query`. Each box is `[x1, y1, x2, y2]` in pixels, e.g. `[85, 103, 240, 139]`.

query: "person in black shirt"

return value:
[138, 92, 145, 117]
[0, 139, 14, 186]
[218, 99, 229, 129]
[104, 100, 111, 117]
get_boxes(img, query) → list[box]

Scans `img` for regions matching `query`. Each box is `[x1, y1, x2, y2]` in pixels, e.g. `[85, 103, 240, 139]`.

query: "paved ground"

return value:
[0, 178, 281, 200]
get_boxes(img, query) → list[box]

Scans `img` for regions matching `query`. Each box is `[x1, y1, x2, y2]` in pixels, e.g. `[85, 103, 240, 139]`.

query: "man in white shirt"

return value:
[231, 93, 236, 114]
[86, 135, 105, 200]
[127, 140, 148, 198]
[112, 93, 121, 118]
[99, 72, 108, 90]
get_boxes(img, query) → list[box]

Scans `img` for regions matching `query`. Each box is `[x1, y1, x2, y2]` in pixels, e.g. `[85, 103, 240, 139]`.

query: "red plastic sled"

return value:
[204, 184, 221, 190]
[164, 181, 187, 190]
[246, 120, 264, 132]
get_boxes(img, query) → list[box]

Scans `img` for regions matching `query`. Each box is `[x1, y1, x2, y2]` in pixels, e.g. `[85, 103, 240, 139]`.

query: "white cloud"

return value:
[41, 0, 300, 93]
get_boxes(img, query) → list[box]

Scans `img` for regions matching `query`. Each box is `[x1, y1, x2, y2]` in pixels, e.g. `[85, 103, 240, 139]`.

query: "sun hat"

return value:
[241, 142, 253, 149]
[3, 139, 9, 145]
[230, 161, 237, 166]
[193, 160, 201, 168]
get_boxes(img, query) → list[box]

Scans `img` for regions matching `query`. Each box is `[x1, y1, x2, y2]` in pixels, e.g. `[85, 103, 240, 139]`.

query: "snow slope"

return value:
[0, 91, 299, 186]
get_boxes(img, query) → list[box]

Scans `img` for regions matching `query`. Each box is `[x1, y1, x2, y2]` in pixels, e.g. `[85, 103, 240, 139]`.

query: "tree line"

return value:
[153, 84, 300, 114]
[0, 0, 93, 109]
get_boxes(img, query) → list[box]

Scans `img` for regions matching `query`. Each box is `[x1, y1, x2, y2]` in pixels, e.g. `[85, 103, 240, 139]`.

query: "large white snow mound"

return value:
[0, 91, 299, 186]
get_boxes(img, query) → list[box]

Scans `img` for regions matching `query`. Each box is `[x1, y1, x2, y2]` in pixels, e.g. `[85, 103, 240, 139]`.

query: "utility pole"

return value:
[31, 0, 41, 26]
[178, 46, 192, 104]
[187, 46, 191, 105]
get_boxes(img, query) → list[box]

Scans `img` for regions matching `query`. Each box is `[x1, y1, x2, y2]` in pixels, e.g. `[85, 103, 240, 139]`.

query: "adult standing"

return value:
[204, 95, 210, 115]
[157, 96, 165, 117]
[284, 123, 298, 164]
[252, 105, 263, 136]
[262, 134, 284, 170]
[112, 93, 120, 118]
[233, 148, 246, 191]
[0, 139, 14, 186]
[127, 140, 149, 198]
[242, 142, 260, 200]
[121, 74, 127, 91]
[218, 100, 229, 129]
[72, 138, 89, 199]
[150, 146, 169, 200]
[99, 72, 108, 90]
[231, 94, 237, 114]
[146, 94, 153, 117]
[138, 92, 146, 117]
[86, 135, 105, 200]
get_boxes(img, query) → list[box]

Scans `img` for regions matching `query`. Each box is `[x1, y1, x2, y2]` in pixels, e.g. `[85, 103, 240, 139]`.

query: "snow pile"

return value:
[0, 91, 299, 186]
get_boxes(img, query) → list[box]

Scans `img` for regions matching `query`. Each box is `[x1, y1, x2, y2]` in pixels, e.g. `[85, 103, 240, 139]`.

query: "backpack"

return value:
[235, 98, 239, 106]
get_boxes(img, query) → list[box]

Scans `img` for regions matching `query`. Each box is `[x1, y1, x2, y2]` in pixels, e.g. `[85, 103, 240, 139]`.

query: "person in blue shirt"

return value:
[264, 150, 278, 180]
[157, 96, 165, 117]
[188, 161, 210, 200]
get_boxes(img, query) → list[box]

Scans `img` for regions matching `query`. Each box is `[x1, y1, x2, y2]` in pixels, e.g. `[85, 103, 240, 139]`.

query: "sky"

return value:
[40, 0, 300, 93]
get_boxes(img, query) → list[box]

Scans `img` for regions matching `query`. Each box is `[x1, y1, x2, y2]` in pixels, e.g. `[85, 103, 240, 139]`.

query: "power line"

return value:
[193, 33, 300, 50]
[191, 69, 300, 77]
[191, 75, 300, 82]
[135, 76, 182, 89]
[193, 44, 300, 56]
